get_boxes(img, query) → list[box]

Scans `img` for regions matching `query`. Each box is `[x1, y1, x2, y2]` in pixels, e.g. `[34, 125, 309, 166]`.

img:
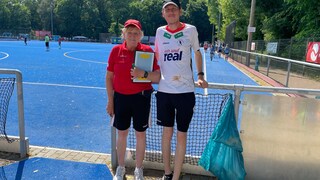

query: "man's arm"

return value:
[130, 68, 161, 83]
[194, 50, 208, 88]
[194, 50, 204, 79]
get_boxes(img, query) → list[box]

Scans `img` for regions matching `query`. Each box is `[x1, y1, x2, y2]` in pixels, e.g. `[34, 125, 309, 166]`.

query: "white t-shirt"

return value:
[155, 23, 200, 93]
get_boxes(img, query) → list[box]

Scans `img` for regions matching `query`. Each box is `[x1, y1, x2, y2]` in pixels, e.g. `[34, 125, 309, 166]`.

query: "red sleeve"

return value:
[107, 46, 119, 72]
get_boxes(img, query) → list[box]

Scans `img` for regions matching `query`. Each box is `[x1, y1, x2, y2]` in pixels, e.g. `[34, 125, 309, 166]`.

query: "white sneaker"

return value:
[134, 167, 144, 180]
[113, 166, 125, 180]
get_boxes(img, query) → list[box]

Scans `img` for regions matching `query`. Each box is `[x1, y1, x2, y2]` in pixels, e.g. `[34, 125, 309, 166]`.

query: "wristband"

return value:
[197, 72, 204, 76]
[143, 71, 149, 78]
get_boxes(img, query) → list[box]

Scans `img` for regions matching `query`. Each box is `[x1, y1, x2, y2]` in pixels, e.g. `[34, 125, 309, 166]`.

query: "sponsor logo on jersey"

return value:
[164, 49, 182, 61]
[174, 32, 184, 39]
[163, 32, 171, 39]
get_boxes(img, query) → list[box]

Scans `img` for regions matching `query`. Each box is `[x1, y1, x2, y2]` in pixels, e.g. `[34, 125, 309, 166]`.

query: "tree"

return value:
[261, 2, 296, 40]
[0, 0, 31, 31]
[219, 0, 248, 41]
[184, 0, 212, 42]
[207, 0, 249, 41]
[284, 0, 320, 38]
[24, 0, 42, 30]
[129, 0, 164, 36]
[2, 0, 319, 42]
[0, 0, 12, 30]
[37, 0, 52, 31]
[108, 0, 131, 37]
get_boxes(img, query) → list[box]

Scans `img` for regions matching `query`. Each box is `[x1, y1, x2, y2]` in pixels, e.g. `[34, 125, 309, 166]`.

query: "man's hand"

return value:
[130, 67, 144, 79]
[196, 78, 208, 88]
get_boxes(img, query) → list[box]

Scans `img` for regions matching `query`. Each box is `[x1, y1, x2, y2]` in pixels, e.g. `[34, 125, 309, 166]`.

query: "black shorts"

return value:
[113, 89, 153, 132]
[156, 92, 195, 132]
[45, 42, 49, 47]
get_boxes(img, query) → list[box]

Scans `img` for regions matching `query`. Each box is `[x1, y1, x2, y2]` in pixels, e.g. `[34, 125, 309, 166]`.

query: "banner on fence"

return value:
[306, 42, 320, 64]
[251, 42, 255, 51]
[266, 42, 278, 54]
[35, 30, 51, 38]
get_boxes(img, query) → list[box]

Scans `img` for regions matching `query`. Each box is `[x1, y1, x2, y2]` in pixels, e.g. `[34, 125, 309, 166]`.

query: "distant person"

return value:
[24, 36, 27, 45]
[58, 37, 62, 49]
[218, 43, 223, 58]
[45, 34, 50, 51]
[154, 0, 208, 179]
[106, 19, 160, 180]
[224, 44, 230, 61]
[203, 42, 208, 53]
[210, 44, 216, 61]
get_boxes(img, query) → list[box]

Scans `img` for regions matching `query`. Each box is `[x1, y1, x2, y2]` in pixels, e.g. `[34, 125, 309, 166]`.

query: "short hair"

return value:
[121, 26, 144, 40]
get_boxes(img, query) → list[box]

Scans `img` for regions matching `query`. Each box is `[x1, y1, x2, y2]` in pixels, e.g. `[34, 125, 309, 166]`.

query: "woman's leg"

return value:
[117, 129, 129, 166]
[135, 130, 146, 168]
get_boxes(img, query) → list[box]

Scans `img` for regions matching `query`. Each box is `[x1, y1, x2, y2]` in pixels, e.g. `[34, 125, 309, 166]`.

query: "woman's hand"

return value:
[106, 101, 114, 117]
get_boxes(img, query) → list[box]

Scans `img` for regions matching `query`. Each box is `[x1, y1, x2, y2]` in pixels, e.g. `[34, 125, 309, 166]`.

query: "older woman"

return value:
[106, 19, 160, 180]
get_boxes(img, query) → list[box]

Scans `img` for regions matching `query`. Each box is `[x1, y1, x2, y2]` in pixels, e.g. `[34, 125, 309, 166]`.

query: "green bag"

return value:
[199, 94, 246, 180]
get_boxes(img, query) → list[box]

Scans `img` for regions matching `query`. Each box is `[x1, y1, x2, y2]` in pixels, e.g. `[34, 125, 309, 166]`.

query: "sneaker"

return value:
[113, 166, 125, 180]
[162, 172, 173, 180]
[134, 167, 144, 180]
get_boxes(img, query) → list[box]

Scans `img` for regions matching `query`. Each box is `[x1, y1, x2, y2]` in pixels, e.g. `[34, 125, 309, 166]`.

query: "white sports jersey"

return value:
[155, 23, 200, 93]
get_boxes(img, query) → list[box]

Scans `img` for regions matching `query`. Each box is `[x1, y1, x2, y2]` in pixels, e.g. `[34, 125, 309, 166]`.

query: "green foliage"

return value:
[284, 0, 320, 38]
[1, 0, 319, 41]
[128, 0, 164, 36]
[185, 0, 212, 42]
[221, 0, 248, 40]
[108, 20, 123, 37]
[55, 0, 112, 38]
[206, 0, 320, 41]
[261, 5, 296, 40]
[207, 0, 249, 41]
[0, 0, 31, 30]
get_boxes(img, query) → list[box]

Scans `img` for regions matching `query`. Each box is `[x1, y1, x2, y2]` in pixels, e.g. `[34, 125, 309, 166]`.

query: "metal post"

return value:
[203, 50, 208, 95]
[233, 88, 242, 122]
[286, 62, 291, 87]
[267, 57, 271, 76]
[245, 0, 256, 67]
[16, 71, 27, 158]
[241, 51, 244, 64]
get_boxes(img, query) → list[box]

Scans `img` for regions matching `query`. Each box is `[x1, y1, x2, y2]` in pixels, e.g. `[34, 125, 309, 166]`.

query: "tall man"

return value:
[154, 0, 208, 179]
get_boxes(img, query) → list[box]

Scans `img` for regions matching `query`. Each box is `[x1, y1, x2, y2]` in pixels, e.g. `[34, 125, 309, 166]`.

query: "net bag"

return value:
[199, 94, 246, 180]
[0, 78, 15, 143]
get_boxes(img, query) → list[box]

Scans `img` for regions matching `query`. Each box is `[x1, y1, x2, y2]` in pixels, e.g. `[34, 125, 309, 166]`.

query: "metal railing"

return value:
[0, 68, 27, 158]
[230, 48, 320, 87]
[111, 82, 320, 171]
[111, 48, 320, 171]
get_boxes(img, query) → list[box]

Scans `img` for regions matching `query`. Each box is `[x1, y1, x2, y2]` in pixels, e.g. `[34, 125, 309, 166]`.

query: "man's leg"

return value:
[162, 126, 173, 175]
[135, 130, 146, 168]
[173, 131, 187, 180]
[117, 129, 129, 166]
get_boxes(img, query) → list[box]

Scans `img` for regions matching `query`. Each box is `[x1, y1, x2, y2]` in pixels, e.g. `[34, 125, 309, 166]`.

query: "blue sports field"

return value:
[0, 40, 258, 154]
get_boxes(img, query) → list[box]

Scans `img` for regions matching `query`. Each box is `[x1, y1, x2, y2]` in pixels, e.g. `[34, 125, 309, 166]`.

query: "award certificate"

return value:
[133, 51, 154, 83]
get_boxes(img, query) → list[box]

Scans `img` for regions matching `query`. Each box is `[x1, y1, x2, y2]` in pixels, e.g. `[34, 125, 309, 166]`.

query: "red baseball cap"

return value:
[124, 19, 142, 30]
